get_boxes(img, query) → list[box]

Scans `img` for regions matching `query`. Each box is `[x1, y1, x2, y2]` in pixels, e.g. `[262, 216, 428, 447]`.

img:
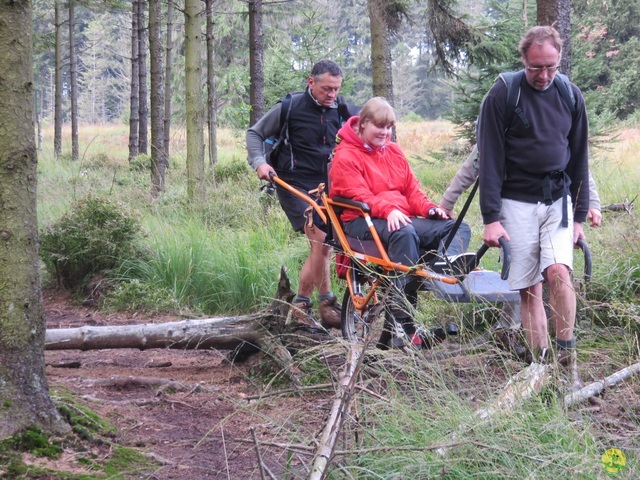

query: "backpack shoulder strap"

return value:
[553, 73, 577, 118]
[499, 70, 528, 129]
[278, 92, 303, 145]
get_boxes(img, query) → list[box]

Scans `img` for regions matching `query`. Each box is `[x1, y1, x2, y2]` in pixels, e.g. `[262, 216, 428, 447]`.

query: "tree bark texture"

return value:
[138, 0, 148, 155]
[163, 0, 174, 160]
[0, 0, 69, 440]
[68, 0, 79, 161]
[537, 0, 572, 76]
[205, 0, 218, 167]
[54, 0, 63, 160]
[184, 0, 205, 203]
[149, 0, 166, 197]
[368, 0, 393, 102]
[45, 314, 270, 351]
[248, 0, 265, 125]
[128, 0, 140, 163]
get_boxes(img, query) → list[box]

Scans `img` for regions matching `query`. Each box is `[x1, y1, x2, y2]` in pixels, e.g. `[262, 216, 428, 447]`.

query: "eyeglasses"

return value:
[525, 65, 559, 74]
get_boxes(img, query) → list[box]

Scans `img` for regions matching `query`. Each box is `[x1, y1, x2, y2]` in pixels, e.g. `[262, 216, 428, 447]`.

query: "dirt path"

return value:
[43, 291, 332, 479]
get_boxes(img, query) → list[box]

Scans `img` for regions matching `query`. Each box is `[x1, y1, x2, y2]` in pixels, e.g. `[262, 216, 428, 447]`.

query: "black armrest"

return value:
[330, 197, 371, 214]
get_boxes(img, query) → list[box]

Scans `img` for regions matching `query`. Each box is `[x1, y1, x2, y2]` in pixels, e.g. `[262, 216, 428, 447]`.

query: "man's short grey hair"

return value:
[311, 59, 342, 80]
[519, 26, 563, 58]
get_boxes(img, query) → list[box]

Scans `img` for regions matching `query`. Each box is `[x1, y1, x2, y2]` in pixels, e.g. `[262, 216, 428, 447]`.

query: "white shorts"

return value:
[500, 196, 574, 291]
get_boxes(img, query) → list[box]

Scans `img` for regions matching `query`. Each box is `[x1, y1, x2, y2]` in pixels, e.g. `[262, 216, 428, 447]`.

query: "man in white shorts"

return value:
[477, 26, 590, 391]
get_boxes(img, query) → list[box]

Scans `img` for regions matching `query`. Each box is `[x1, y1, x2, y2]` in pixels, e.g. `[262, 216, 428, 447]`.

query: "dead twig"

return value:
[564, 361, 640, 408]
[244, 383, 334, 401]
[602, 195, 636, 214]
[250, 427, 267, 480]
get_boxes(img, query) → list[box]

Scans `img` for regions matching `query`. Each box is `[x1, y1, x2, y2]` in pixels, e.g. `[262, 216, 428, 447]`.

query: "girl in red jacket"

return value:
[330, 97, 472, 347]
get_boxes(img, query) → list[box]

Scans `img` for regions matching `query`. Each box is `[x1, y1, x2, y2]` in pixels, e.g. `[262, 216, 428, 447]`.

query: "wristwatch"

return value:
[428, 207, 436, 217]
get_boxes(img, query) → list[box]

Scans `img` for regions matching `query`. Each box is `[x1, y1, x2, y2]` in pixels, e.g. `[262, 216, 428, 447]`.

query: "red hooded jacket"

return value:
[329, 116, 436, 223]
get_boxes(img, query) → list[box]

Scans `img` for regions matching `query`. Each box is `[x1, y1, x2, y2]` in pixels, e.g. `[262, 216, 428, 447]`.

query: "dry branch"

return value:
[476, 362, 552, 419]
[564, 361, 640, 408]
[308, 341, 368, 480]
[602, 196, 635, 214]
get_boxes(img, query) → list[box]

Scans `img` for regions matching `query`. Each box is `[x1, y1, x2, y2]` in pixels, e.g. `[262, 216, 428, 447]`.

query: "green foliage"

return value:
[39, 195, 147, 289]
[572, 0, 640, 120]
[129, 154, 150, 172]
[100, 279, 178, 314]
[212, 155, 252, 182]
[447, 1, 532, 142]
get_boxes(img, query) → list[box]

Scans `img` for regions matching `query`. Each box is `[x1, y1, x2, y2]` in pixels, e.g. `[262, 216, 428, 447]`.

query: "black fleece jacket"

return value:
[477, 75, 590, 224]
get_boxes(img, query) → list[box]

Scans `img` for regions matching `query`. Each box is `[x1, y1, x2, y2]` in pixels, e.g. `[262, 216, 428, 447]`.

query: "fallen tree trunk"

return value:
[45, 266, 298, 353]
[45, 313, 269, 351]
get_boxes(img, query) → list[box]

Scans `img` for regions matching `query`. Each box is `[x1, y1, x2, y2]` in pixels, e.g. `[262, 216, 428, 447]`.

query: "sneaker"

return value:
[432, 252, 477, 277]
[385, 317, 410, 349]
[412, 326, 446, 350]
[318, 296, 342, 329]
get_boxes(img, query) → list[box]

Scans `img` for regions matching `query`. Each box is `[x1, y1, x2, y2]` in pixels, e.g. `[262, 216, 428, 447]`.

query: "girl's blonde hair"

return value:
[357, 97, 396, 130]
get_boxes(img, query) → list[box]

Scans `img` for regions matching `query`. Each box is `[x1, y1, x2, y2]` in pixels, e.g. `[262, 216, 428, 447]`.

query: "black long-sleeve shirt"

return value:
[477, 75, 590, 224]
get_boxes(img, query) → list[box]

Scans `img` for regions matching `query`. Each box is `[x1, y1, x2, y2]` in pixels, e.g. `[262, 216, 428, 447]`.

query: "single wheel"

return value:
[341, 266, 388, 345]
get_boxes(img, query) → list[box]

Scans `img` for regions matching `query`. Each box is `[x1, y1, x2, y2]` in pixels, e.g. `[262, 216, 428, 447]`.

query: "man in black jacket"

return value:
[246, 60, 345, 331]
[477, 26, 589, 389]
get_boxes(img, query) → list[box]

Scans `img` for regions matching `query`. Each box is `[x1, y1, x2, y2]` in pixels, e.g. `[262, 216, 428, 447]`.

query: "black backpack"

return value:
[264, 92, 352, 166]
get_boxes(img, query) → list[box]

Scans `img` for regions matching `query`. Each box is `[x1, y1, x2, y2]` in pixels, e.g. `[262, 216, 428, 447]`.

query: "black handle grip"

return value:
[576, 238, 592, 282]
[475, 237, 511, 280]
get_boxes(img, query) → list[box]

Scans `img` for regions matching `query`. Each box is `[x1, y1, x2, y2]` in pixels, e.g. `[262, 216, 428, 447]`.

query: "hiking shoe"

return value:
[318, 296, 342, 329]
[493, 328, 529, 361]
[290, 301, 324, 333]
[432, 252, 477, 277]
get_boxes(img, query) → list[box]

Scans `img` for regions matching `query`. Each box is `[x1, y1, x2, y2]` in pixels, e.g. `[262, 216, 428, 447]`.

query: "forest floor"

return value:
[37, 289, 640, 479]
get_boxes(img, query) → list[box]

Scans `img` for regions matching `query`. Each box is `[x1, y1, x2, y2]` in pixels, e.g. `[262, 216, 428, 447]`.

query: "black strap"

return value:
[443, 178, 479, 253]
[503, 71, 527, 129]
[553, 74, 577, 119]
[542, 171, 570, 228]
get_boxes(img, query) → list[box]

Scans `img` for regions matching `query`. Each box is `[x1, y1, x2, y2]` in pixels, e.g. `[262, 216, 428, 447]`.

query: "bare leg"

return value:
[519, 282, 548, 350]
[298, 222, 332, 298]
[545, 263, 576, 342]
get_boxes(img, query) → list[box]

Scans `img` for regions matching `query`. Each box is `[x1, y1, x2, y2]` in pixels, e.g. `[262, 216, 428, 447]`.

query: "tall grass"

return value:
[339, 357, 603, 479]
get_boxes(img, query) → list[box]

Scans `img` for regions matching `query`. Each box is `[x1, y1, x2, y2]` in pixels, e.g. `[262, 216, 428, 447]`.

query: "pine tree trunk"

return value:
[54, 0, 63, 160]
[248, 0, 264, 126]
[138, 0, 149, 155]
[184, 0, 205, 203]
[0, 0, 70, 440]
[69, 0, 79, 161]
[128, 0, 140, 163]
[537, 0, 572, 75]
[205, 0, 218, 167]
[149, 0, 165, 197]
[163, 0, 174, 161]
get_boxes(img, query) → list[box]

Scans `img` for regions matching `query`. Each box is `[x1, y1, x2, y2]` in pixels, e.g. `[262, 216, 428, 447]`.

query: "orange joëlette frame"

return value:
[270, 175, 459, 288]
